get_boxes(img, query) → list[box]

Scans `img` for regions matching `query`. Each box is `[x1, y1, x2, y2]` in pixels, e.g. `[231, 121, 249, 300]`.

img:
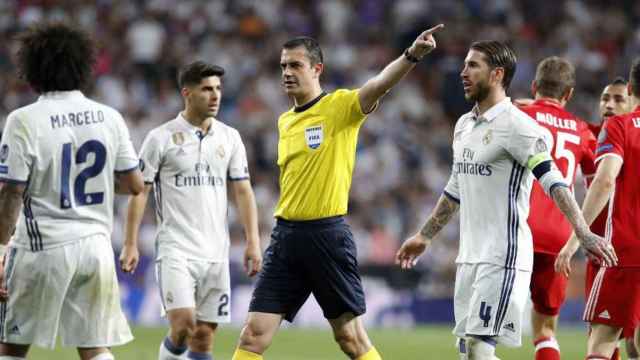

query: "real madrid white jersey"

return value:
[0, 90, 139, 251]
[139, 113, 250, 262]
[444, 98, 551, 271]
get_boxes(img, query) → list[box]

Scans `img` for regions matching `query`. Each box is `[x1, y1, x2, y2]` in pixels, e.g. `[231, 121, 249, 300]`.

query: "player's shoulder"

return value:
[211, 119, 242, 140]
[500, 101, 539, 130]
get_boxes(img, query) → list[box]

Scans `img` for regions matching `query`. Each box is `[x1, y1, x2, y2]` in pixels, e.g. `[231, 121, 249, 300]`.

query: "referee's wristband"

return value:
[404, 48, 421, 63]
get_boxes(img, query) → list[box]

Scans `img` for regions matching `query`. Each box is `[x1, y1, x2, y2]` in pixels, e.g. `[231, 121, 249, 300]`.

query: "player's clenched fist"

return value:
[395, 234, 431, 270]
[407, 24, 444, 60]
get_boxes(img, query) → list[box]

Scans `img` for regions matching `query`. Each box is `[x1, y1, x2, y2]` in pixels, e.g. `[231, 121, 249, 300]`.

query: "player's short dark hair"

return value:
[630, 59, 640, 97]
[16, 23, 95, 93]
[470, 40, 517, 90]
[178, 61, 225, 89]
[611, 76, 627, 86]
[534, 56, 575, 99]
[283, 36, 323, 65]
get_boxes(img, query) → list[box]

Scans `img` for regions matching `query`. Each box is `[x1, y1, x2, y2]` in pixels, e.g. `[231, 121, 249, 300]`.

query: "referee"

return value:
[232, 25, 444, 360]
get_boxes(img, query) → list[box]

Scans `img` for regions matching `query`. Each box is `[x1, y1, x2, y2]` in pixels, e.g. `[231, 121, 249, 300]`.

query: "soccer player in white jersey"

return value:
[396, 40, 617, 360]
[0, 24, 144, 360]
[123, 61, 262, 360]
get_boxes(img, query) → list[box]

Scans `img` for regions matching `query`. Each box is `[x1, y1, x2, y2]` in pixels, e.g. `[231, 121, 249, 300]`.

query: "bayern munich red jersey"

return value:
[587, 121, 608, 237]
[519, 99, 597, 254]
[595, 106, 640, 267]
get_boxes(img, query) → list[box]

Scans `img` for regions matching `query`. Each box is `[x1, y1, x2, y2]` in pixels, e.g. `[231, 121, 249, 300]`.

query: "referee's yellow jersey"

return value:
[274, 89, 370, 220]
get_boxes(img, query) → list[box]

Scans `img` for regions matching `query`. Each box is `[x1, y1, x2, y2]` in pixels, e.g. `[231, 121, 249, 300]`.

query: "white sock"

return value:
[467, 337, 498, 360]
[159, 337, 188, 360]
[0, 356, 26, 360]
[89, 353, 114, 360]
[535, 337, 560, 352]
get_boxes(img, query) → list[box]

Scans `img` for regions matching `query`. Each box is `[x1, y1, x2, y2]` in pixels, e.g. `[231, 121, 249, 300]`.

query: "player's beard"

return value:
[465, 79, 491, 103]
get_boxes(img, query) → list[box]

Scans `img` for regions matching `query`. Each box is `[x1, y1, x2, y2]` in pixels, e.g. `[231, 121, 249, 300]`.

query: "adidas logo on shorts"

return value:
[503, 322, 515, 332]
[598, 310, 611, 319]
[9, 325, 20, 335]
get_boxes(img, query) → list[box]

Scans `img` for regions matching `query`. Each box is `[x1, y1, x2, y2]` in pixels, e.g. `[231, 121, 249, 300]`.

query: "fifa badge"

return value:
[482, 129, 492, 145]
[305, 125, 323, 150]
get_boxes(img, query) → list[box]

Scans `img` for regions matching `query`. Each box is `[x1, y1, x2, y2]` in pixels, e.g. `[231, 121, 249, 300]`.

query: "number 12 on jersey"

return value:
[60, 140, 107, 209]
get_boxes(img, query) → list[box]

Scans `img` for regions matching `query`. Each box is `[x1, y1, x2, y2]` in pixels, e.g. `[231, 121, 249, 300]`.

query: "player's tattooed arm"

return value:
[419, 194, 459, 240]
[550, 185, 617, 266]
[0, 183, 25, 245]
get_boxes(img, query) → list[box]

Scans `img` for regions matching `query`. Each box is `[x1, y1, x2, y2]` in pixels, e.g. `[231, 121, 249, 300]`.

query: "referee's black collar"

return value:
[294, 92, 327, 113]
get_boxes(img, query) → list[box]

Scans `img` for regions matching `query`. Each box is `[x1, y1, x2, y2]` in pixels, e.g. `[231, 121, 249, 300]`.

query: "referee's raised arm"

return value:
[358, 24, 444, 113]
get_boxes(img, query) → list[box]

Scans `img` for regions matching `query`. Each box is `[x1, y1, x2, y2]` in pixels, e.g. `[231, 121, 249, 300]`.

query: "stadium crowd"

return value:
[0, 0, 637, 298]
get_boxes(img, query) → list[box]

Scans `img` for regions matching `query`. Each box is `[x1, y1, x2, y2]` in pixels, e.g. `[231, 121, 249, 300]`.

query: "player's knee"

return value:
[190, 324, 217, 351]
[170, 316, 197, 343]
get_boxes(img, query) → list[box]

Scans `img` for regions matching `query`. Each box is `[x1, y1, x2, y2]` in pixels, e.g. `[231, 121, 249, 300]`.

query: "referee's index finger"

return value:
[423, 24, 444, 36]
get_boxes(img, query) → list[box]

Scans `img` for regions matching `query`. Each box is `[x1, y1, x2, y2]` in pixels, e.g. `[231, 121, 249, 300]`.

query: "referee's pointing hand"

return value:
[407, 24, 445, 60]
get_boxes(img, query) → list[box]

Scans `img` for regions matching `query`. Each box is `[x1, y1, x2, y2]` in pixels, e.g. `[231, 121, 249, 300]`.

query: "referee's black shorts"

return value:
[248, 216, 366, 322]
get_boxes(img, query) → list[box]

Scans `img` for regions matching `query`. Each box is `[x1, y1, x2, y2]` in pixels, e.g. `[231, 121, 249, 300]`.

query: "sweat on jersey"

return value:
[0, 90, 139, 251]
[594, 106, 640, 267]
[519, 99, 597, 255]
[444, 97, 561, 272]
[139, 113, 249, 262]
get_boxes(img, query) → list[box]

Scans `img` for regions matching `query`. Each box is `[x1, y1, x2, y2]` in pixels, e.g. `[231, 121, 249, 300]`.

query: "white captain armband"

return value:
[529, 155, 567, 195]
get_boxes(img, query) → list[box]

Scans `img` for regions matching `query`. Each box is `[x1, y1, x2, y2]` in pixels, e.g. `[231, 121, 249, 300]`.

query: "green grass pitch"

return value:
[27, 325, 604, 359]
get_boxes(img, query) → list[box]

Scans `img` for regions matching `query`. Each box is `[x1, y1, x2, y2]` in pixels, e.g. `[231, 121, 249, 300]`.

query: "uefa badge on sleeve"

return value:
[305, 125, 323, 150]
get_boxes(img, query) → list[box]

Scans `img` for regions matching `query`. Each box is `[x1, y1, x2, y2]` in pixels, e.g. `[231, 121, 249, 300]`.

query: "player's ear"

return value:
[492, 67, 504, 87]
[180, 87, 190, 99]
[531, 80, 537, 98]
[313, 62, 324, 79]
[563, 87, 574, 103]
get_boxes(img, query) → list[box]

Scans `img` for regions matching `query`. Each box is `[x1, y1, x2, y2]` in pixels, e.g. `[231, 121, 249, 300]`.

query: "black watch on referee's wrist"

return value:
[404, 48, 421, 63]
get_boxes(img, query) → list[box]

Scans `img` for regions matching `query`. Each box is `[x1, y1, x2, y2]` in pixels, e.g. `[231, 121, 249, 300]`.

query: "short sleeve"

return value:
[0, 112, 34, 184]
[579, 126, 597, 178]
[114, 114, 139, 173]
[138, 131, 163, 183]
[595, 116, 624, 164]
[336, 89, 369, 128]
[228, 130, 250, 181]
[505, 117, 552, 170]
[443, 166, 460, 203]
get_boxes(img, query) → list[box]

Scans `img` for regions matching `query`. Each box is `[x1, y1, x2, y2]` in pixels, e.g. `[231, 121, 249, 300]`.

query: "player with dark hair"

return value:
[556, 61, 640, 358]
[124, 60, 262, 360]
[232, 25, 444, 360]
[0, 23, 143, 360]
[396, 41, 616, 360]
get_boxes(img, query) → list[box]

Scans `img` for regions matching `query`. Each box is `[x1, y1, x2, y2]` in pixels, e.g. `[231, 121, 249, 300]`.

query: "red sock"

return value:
[611, 347, 621, 360]
[535, 337, 560, 360]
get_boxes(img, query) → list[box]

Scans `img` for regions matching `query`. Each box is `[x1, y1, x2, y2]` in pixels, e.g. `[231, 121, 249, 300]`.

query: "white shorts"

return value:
[0, 234, 132, 349]
[155, 257, 231, 323]
[453, 263, 531, 347]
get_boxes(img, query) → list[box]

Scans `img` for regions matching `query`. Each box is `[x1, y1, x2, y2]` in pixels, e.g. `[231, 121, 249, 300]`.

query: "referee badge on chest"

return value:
[305, 125, 323, 150]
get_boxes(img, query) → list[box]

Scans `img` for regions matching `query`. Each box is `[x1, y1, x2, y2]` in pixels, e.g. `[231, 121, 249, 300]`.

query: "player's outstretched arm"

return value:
[0, 182, 25, 301]
[231, 180, 262, 277]
[358, 24, 444, 113]
[396, 193, 458, 270]
[121, 184, 152, 274]
[550, 185, 617, 267]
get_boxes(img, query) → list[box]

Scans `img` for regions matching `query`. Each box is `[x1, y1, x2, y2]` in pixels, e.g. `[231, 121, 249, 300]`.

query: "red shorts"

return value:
[585, 260, 598, 299]
[530, 252, 568, 316]
[584, 267, 640, 334]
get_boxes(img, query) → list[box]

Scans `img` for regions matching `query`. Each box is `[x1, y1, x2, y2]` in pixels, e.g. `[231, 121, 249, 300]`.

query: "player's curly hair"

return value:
[16, 23, 95, 93]
[470, 40, 517, 91]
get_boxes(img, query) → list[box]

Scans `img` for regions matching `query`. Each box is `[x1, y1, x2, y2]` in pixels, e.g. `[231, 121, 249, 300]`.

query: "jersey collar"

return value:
[532, 98, 564, 111]
[472, 97, 511, 123]
[176, 112, 214, 137]
[38, 90, 85, 101]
